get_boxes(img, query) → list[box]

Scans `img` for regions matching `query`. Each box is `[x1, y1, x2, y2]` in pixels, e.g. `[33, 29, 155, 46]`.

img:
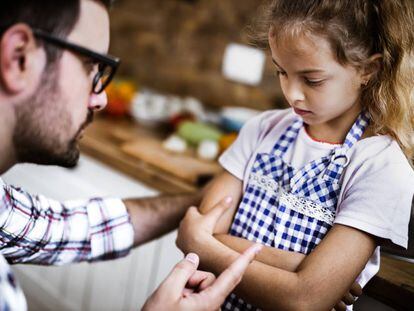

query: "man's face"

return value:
[14, 0, 110, 168]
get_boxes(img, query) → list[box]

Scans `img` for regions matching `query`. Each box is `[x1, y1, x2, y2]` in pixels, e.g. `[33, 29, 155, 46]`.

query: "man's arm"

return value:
[124, 191, 202, 247]
[177, 199, 376, 311]
[0, 180, 200, 265]
[0, 182, 133, 264]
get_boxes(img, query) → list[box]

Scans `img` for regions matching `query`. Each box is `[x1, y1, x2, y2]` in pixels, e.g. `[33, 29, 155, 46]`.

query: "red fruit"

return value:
[169, 113, 195, 130]
[106, 98, 130, 116]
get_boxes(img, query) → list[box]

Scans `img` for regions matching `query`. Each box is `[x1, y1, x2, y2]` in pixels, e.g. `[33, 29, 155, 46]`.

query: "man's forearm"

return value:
[124, 192, 202, 247]
[215, 234, 306, 271]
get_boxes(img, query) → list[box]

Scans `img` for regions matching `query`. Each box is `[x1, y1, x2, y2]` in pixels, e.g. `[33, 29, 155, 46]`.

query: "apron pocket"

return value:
[274, 189, 334, 254]
[230, 181, 278, 246]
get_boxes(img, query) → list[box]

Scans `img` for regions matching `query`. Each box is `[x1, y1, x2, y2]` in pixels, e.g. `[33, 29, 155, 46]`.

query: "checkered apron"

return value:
[222, 112, 370, 310]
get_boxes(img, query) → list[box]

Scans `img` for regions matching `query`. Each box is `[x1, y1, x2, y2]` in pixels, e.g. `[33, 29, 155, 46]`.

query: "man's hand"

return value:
[142, 244, 262, 311]
[176, 196, 233, 255]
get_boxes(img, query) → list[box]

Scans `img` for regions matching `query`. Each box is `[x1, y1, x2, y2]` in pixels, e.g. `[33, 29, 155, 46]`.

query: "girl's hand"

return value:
[334, 281, 362, 311]
[142, 244, 262, 311]
[176, 196, 233, 255]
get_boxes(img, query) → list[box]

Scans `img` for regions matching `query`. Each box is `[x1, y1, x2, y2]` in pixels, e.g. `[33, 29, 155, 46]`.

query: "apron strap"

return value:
[271, 117, 302, 158]
[323, 110, 371, 180]
[291, 110, 370, 188]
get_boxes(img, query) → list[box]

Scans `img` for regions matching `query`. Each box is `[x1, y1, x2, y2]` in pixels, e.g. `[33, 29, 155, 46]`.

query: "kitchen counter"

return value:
[80, 114, 414, 310]
[80, 114, 200, 194]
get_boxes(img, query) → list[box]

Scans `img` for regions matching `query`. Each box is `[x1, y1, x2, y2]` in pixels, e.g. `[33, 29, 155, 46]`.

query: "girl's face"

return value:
[269, 31, 365, 128]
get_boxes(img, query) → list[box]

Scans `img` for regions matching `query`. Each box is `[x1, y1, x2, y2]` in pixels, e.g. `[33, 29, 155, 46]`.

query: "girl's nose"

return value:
[88, 91, 108, 111]
[284, 80, 305, 104]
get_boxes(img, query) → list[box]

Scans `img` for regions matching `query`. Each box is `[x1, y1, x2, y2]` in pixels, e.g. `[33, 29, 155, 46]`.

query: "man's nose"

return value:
[88, 91, 108, 111]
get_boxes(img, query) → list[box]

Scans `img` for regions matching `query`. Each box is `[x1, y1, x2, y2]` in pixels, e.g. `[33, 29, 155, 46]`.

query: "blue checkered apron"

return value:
[222, 112, 370, 310]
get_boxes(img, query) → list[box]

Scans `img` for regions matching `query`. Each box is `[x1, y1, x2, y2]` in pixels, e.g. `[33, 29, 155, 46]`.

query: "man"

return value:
[0, 0, 260, 310]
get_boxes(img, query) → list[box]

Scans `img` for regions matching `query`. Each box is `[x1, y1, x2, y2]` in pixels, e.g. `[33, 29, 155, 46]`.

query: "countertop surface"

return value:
[80, 114, 414, 310]
[80, 115, 201, 194]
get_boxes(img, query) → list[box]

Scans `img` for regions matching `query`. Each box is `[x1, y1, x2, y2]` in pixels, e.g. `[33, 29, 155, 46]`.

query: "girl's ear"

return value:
[360, 53, 382, 85]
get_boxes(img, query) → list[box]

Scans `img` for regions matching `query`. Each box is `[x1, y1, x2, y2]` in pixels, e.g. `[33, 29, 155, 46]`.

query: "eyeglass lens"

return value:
[93, 63, 114, 94]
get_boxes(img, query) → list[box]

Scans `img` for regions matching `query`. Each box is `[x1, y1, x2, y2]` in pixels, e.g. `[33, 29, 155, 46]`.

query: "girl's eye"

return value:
[304, 78, 325, 87]
[275, 70, 287, 77]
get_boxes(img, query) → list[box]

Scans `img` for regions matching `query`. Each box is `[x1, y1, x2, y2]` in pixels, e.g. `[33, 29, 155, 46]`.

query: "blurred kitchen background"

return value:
[109, 0, 283, 111]
[4, 0, 412, 310]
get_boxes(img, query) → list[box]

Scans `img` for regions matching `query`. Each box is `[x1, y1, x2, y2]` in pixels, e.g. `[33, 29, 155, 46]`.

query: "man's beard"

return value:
[13, 65, 93, 168]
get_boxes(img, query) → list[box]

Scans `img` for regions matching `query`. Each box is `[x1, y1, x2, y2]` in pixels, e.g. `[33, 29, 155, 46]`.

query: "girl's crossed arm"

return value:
[181, 171, 371, 310]
[199, 171, 306, 272]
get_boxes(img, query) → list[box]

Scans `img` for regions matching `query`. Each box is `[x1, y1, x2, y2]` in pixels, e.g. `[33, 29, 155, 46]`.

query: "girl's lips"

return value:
[293, 107, 312, 116]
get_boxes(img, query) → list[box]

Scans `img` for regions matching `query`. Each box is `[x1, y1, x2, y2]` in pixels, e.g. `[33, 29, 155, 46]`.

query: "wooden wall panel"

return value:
[109, 0, 286, 110]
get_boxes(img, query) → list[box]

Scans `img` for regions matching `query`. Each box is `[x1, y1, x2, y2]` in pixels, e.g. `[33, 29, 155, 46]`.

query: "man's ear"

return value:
[360, 53, 382, 85]
[0, 23, 45, 94]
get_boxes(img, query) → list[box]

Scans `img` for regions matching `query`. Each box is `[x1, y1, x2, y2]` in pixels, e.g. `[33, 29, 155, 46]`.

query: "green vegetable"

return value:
[177, 121, 223, 145]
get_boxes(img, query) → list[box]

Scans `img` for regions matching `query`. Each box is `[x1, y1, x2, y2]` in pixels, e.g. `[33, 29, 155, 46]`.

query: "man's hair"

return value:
[0, 0, 114, 62]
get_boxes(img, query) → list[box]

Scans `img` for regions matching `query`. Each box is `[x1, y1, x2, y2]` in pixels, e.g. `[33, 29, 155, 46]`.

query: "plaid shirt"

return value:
[0, 178, 134, 311]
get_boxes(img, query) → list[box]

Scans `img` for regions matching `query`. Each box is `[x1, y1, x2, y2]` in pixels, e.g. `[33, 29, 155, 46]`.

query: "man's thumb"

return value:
[158, 253, 200, 296]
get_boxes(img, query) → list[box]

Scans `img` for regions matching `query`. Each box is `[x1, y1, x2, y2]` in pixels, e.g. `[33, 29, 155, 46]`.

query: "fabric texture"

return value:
[219, 108, 414, 311]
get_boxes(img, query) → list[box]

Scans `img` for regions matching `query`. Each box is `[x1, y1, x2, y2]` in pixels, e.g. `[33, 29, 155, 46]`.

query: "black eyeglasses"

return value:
[32, 28, 120, 94]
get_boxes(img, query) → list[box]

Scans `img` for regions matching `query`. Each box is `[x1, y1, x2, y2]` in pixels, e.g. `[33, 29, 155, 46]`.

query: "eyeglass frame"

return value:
[31, 28, 120, 94]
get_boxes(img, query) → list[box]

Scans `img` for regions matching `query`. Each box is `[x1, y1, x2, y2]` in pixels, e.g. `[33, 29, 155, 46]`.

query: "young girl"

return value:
[177, 0, 414, 310]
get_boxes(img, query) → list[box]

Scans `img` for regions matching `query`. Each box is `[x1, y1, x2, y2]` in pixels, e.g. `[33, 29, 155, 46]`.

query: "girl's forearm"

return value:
[198, 236, 305, 311]
[199, 225, 376, 311]
[214, 234, 306, 271]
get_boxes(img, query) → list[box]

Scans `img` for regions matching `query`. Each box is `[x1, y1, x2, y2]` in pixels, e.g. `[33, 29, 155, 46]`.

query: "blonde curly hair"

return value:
[250, 0, 414, 164]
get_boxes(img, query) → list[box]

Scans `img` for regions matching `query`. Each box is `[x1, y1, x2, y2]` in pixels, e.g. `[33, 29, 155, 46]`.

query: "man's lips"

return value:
[76, 111, 94, 139]
[293, 107, 312, 116]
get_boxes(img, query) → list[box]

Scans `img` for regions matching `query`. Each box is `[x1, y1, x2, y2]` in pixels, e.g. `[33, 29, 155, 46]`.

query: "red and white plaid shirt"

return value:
[0, 178, 134, 311]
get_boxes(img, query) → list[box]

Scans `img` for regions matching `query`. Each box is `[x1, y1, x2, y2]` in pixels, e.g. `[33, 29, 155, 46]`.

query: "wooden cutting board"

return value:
[121, 136, 222, 185]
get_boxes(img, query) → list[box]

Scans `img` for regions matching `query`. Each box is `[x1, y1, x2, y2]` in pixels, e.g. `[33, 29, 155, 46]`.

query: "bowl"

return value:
[130, 92, 170, 128]
[220, 107, 261, 132]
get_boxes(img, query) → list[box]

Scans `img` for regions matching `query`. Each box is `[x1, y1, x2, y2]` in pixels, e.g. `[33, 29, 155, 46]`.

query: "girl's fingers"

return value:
[205, 197, 233, 226]
[342, 292, 356, 305]
[334, 301, 347, 311]
[349, 281, 362, 297]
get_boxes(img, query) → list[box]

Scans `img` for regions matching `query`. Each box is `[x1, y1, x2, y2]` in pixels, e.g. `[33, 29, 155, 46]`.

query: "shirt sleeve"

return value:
[218, 113, 265, 180]
[0, 180, 134, 265]
[335, 158, 414, 249]
[0, 255, 27, 311]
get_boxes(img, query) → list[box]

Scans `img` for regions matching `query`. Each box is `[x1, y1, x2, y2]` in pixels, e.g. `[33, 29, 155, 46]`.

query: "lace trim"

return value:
[250, 172, 279, 196]
[249, 172, 335, 225]
[279, 189, 335, 225]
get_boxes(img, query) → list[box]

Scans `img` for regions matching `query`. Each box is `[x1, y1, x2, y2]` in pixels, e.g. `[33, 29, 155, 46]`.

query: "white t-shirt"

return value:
[219, 108, 414, 288]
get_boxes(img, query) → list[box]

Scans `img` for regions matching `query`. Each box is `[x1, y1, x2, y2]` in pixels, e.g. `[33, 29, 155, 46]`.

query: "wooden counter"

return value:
[80, 115, 414, 310]
[365, 256, 413, 310]
[80, 115, 199, 194]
